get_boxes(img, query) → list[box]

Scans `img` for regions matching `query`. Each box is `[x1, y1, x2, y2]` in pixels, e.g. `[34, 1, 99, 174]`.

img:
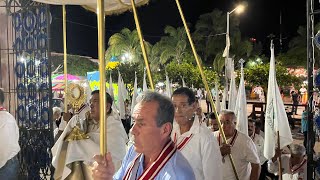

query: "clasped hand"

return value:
[92, 152, 115, 180]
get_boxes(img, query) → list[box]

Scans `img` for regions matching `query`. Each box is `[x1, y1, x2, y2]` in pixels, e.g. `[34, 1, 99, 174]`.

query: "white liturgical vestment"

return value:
[52, 110, 128, 180]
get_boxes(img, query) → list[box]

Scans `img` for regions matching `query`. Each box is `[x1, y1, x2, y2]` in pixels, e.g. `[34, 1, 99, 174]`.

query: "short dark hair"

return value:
[209, 112, 216, 119]
[136, 91, 174, 127]
[248, 119, 255, 125]
[255, 120, 262, 128]
[0, 89, 4, 104]
[172, 87, 196, 105]
[91, 90, 113, 114]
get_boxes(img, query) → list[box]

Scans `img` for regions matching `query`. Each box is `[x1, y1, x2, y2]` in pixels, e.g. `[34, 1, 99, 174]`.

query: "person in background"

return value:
[205, 91, 212, 113]
[291, 90, 300, 115]
[209, 112, 219, 132]
[254, 120, 265, 138]
[195, 99, 207, 126]
[55, 104, 75, 142]
[171, 87, 222, 180]
[0, 88, 20, 179]
[213, 110, 260, 180]
[301, 110, 315, 151]
[248, 120, 267, 180]
[52, 107, 62, 138]
[268, 144, 307, 180]
[300, 85, 307, 105]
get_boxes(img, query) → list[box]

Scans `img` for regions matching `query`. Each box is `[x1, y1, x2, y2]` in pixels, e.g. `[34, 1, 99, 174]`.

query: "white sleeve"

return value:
[58, 117, 67, 131]
[202, 134, 223, 180]
[106, 116, 128, 170]
[267, 159, 279, 175]
[245, 137, 260, 164]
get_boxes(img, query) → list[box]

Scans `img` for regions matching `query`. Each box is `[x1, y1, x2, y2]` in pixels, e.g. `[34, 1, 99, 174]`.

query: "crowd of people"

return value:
[0, 86, 314, 179]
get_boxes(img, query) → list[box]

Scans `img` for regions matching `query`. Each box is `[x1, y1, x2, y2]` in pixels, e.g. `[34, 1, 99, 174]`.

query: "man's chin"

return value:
[133, 145, 142, 153]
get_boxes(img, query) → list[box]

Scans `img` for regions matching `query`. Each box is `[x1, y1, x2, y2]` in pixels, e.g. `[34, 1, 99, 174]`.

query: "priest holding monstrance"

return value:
[51, 84, 128, 180]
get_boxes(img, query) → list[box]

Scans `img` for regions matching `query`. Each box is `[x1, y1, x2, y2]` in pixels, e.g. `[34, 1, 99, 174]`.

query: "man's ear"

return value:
[162, 122, 172, 137]
[191, 102, 198, 112]
[106, 103, 111, 112]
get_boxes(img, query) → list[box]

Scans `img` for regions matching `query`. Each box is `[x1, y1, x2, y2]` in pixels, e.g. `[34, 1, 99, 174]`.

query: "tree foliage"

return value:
[243, 63, 301, 92]
[50, 54, 98, 76]
[150, 26, 194, 71]
[164, 61, 217, 88]
[277, 23, 320, 68]
[105, 28, 152, 68]
[106, 62, 145, 87]
[194, 8, 255, 68]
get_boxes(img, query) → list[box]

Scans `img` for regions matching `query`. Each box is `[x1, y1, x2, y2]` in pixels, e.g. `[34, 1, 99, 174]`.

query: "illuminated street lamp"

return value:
[223, 3, 246, 110]
[225, 3, 246, 62]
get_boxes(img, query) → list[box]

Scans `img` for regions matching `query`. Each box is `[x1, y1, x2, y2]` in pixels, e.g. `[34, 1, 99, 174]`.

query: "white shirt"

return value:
[214, 130, 260, 180]
[268, 154, 307, 180]
[257, 130, 265, 138]
[250, 133, 267, 165]
[52, 110, 128, 180]
[172, 117, 223, 180]
[0, 111, 20, 168]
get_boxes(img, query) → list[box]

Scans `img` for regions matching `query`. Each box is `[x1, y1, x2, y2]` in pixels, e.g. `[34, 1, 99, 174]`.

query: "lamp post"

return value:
[224, 3, 245, 109]
[226, 4, 245, 58]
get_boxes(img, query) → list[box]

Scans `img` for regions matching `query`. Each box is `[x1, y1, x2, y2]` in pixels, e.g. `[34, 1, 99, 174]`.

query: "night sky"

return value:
[49, 0, 311, 59]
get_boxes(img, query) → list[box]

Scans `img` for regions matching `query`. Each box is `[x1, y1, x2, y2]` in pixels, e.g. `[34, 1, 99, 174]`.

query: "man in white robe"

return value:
[171, 87, 223, 180]
[52, 90, 128, 180]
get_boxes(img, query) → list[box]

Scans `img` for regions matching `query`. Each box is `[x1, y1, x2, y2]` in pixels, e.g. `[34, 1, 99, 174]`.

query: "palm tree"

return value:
[105, 28, 151, 67]
[229, 31, 253, 68]
[150, 26, 193, 69]
[194, 8, 254, 68]
[194, 9, 228, 64]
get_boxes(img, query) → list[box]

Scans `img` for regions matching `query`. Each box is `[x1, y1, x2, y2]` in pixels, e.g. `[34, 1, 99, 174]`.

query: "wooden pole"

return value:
[174, 0, 239, 179]
[277, 131, 283, 180]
